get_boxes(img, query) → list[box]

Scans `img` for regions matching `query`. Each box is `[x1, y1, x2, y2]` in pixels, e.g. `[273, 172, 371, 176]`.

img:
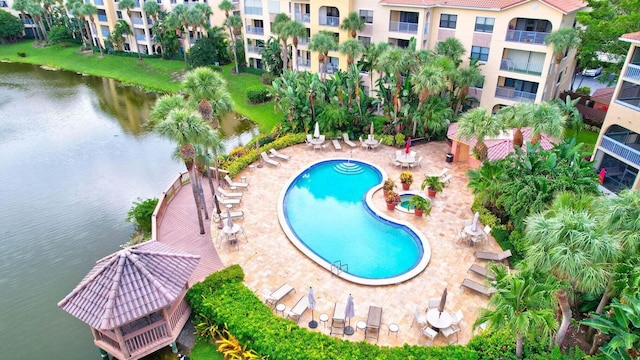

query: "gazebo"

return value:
[58, 241, 200, 360]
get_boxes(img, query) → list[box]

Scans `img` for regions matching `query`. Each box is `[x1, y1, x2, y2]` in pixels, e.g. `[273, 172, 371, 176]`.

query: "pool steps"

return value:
[333, 162, 365, 175]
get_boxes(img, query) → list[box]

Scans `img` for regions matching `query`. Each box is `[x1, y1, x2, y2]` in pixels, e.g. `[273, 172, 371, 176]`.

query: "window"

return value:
[439, 14, 457, 29]
[470, 46, 489, 62]
[557, 70, 563, 85]
[124, 43, 130, 51]
[474, 76, 485, 89]
[358, 36, 371, 47]
[474, 17, 494, 33]
[116, 10, 122, 19]
[359, 9, 373, 24]
[326, 6, 339, 17]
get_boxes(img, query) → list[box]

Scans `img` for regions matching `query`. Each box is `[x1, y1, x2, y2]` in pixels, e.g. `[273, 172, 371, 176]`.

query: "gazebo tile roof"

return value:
[58, 241, 199, 330]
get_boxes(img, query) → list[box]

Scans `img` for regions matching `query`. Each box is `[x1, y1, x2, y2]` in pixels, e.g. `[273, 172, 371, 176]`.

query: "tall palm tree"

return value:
[546, 28, 581, 64]
[282, 20, 307, 71]
[80, 3, 103, 56]
[109, 20, 133, 50]
[193, 3, 211, 39]
[219, 0, 239, 73]
[474, 265, 558, 358]
[524, 192, 621, 346]
[65, 0, 88, 48]
[379, 47, 409, 122]
[339, 38, 365, 66]
[171, 4, 192, 64]
[435, 37, 466, 67]
[525, 102, 566, 144]
[456, 108, 504, 160]
[451, 61, 483, 116]
[411, 64, 445, 136]
[497, 102, 529, 148]
[25, 0, 48, 43]
[339, 11, 364, 39]
[363, 41, 388, 93]
[143, 0, 160, 22]
[272, 13, 291, 71]
[308, 30, 337, 81]
[182, 67, 234, 129]
[118, 0, 141, 60]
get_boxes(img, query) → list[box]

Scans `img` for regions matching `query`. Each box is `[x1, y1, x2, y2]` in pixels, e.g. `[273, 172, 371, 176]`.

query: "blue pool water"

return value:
[282, 160, 423, 280]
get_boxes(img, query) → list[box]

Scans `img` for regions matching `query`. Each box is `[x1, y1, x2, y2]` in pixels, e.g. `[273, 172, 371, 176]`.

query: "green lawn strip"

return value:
[190, 337, 223, 360]
[575, 128, 598, 154]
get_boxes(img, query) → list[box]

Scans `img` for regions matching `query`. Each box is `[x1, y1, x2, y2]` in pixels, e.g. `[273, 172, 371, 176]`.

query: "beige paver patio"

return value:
[212, 140, 502, 348]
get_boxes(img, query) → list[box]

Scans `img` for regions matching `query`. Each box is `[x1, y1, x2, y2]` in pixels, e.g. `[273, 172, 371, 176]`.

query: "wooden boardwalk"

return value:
[156, 177, 224, 286]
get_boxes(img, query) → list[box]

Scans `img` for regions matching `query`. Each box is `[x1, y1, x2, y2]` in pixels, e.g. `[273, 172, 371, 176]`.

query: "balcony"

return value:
[244, 6, 263, 15]
[245, 25, 264, 35]
[294, 12, 310, 23]
[0, 1, 8, 7]
[319, 15, 339, 27]
[500, 58, 543, 76]
[94, 0, 104, 5]
[136, 34, 146, 41]
[495, 86, 536, 102]
[98, 15, 108, 22]
[389, 21, 418, 34]
[247, 45, 264, 54]
[600, 136, 640, 167]
[297, 37, 309, 46]
[505, 30, 548, 45]
[298, 57, 310, 69]
[625, 63, 640, 82]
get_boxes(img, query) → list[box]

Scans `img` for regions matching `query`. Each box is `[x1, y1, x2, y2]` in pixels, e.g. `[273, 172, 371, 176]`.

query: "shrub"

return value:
[126, 197, 158, 239]
[394, 133, 406, 147]
[239, 65, 267, 76]
[17, 52, 26, 57]
[260, 72, 275, 85]
[47, 25, 72, 45]
[246, 86, 272, 104]
[576, 86, 591, 96]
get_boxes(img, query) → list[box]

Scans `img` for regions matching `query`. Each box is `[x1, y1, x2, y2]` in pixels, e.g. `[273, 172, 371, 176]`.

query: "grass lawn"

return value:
[190, 337, 223, 360]
[567, 127, 599, 154]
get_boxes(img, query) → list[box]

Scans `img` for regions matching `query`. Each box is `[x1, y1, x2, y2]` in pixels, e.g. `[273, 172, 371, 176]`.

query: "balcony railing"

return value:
[136, 34, 146, 41]
[294, 12, 310, 23]
[389, 21, 418, 34]
[600, 136, 640, 167]
[298, 57, 310, 68]
[94, 0, 104, 5]
[297, 37, 309, 46]
[247, 45, 264, 54]
[98, 15, 108, 22]
[500, 59, 543, 76]
[495, 86, 536, 102]
[625, 63, 640, 81]
[245, 25, 264, 35]
[244, 6, 263, 15]
[505, 30, 548, 45]
[319, 15, 339, 27]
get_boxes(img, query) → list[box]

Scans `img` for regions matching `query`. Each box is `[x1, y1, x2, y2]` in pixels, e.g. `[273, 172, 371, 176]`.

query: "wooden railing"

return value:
[95, 330, 121, 352]
[151, 171, 190, 241]
[124, 322, 169, 356]
[168, 298, 191, 332]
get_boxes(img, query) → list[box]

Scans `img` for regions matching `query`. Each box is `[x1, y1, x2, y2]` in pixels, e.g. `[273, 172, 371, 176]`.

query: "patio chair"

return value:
[451, 310, 464, 331]
[426, 299, 440, 311]
[269, 148, 291, 160]
[421, 326, 438, 345]
[264, 284, 295, 307]
[224, 174, 249, 189]
[218, 197, 240, 206]
[217, 188, 243, 198]
[441, 326, 460, 344]
[285, 295, 309, 324]
[330, 302, 346, 337]
[365, 306, 382, 342]
[342, 133, 356, 148]
[468, 264, 496, 280]
[410, 156, 422, 169]
[306, 134, 313, 147]
[389, 154, 401, 167]
[359, 137, 369, 150]
[261, 151, 280, 167]
[411, 305, 427, 328]
[460, 278, 496, 297]
[474, 249, 512, 262]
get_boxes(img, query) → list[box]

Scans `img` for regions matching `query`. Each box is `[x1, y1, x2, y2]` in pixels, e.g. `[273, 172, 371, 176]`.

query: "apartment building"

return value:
[2, 0, 38, 37]
[591, 32, 640, 193]
[240, 0, 586, 111]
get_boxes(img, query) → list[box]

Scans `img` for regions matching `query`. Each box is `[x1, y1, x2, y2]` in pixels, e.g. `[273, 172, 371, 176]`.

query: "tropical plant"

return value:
[451, 60, 483, 116]
[126, 197, 159, 239]
[281, 19, 306, 71]
[411, 63, 446, 136]
[340, 11, 364, 38]
[435, 37, 466, 67]
[262, 37, 283, 75]
[385, 190, 401, 205]
[421, 176, 444, 194]
[143, 0, 160, 22]
[219, 0, 240, 73]
[272, 12, 291, 71]
[456, 108, 505, 160]
[554, 95, 583, 136]
[383, 178, 396, 191]
[215, 329, 261, 359]
[545, 28, 581, 64]
[408, 195, 431, 215]
[118, 0, 141, 60]
[108, 19, 132, 51]
[525, 102, 566, 144]
[361, 41, 388, 91]
[308, 30, 337, 81]
[496, 102, 529, 148]
[339, 38, 365, 66]
[399, 171, 413, 185]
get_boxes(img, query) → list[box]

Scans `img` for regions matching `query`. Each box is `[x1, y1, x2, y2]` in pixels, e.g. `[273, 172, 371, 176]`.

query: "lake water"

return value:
[0, 62, 256, 359]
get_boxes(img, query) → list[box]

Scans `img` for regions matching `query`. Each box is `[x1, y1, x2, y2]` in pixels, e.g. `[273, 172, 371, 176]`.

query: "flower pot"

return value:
[383, 190, 389, 198]
[427, 188, 437, 197]
[414, 209, 423, 216]
[386, 203, 396, 210]
[402, 183, 410, 190]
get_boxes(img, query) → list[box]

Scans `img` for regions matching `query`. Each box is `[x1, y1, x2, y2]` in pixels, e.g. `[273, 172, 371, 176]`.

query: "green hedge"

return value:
[246, 86, 272, 104]
[187, 266, 477, 360]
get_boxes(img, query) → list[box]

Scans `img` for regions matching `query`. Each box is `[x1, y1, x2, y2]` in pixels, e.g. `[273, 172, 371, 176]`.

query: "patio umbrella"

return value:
[370, 122, 374, 137]
[213, 194, 223, 229]
[308, 287, 318, 328]
[225, 206, 234, 229]
[472, 211, 480, 232]
[405, 137, 411, 154]
[438, 288, 448, 317]
[344, 294, 355, 335]
[313, 122, 320, 138]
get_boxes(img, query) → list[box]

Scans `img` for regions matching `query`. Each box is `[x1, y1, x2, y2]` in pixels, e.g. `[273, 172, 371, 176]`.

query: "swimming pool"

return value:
[278, 159, 431, 286]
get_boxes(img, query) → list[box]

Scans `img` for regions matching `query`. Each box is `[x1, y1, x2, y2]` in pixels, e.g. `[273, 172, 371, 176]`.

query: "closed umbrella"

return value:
[405, 137, 411, 154]
[308, 287, 317, 328]
[225, 206, 233, 229]
[370, 122, 374, 137]
[438, 288, 448, 317]
[472, 211, 480, 232]
[313, 122, 320, 138]
[344, 294, 355, 335]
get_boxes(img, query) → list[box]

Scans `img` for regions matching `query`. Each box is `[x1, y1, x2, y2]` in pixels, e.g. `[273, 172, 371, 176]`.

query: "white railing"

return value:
[297, 57, 310, 68]
[495, 86, 536, 102]
[247, 45, 264, 54]
[625, 63, 640, 81]
[600, 136, 640, 167]
[319, 15, 339, 27]
[500, 59, 544, 75]
[389, 21, 418, 34]
[294, 12, 310, 23]
[244, 6, 263, 15]
[245, 25, 264, 35]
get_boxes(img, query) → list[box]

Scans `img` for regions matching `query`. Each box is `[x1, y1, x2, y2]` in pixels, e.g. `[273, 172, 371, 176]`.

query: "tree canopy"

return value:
[0, 9, 24, 43]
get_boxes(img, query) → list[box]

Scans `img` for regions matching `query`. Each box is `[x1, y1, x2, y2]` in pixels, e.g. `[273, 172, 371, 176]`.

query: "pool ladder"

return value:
[331, 260, 348, 276]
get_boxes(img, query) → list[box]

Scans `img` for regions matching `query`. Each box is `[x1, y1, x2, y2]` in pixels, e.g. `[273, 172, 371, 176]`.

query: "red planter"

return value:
[427, 188, 437, 197]
[386, 203, 396, 210]
[414, 209, 423, 216]
[402, 183, 410, 190]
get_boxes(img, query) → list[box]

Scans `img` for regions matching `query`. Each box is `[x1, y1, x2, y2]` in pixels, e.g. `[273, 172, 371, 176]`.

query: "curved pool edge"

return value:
[276, 158, 432, 286]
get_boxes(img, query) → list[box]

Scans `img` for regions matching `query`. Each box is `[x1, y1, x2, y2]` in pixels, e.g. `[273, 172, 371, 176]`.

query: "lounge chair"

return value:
[261, 151, 280, 167]
[426, 168, 449, 179]
[460, 278, 496, 297]
[218, 197, 240, 206]
[217, 188, 243, 198]
[332, 139, 342, 151]
[474, 249, 512, 262]
[269, 148, 291, 160]
[224, 174, 249, 189]
[342, 133, 356, 148]
[365, 306, 382, 342]
[442, 174, 453, 185]
[264, 284, 295, 307]
[219, 209, 244, 221]
[468, 264, 496, 280]
[411, 305, 427, 328]
[285, 295, 309, 323]
[330, 302, 346, 337]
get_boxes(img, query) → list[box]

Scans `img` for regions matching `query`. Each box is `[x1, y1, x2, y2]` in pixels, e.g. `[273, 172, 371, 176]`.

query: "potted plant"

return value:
[382, 178, 396, 197]
[385, 190, 401, 211]
[408, 196, 431, 217]
[399, 171, 413, 190]
[421, 176, 444, 197]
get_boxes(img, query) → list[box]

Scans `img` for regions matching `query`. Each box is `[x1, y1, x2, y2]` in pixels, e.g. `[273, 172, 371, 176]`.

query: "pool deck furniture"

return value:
[365, 306, 383, 342]
[261, 151, 281, 167]
[218, 197, 241, 206]
[218, 209, 244, 221]
[460, 279, 496, 297]
[342, 133, 356, 148]
[442, 174, 453, 185]
[468, 264, 496, 280]
[269, 148, 291, 160]
[421, 326, 438, 345]
[218, 188, 243, 198]
[426, 299, 440, 312]
[285, 295, 309, 324]
[474, 249, 512, 263]
[265, 284, 296, 307]
[441, 325, 461, 344]
[426, 168, 449, 179]
[410, 156, 422, 169]
[332, 139, 342, 151]
[411, 305, 428, 328]
[330, 302, 347, 337]
[225, 175, 249, 189]
[426, 308, 453, 331]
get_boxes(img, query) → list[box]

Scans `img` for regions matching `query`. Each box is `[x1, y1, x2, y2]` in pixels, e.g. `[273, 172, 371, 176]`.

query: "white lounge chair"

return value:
[285, 295, 309, 323]
[261, 151, 280, 167]
[342, 133, 356, 148]
[224, 174, 249, 189]
[442, 174, 453, 185]
[219, 209, 244, 221]
[265, 284, 295, 307]
[218, 197, 240, 206]
[218, 188, 243, 198]
[332, 139, 342, 151]
[269, 148, 290, 160]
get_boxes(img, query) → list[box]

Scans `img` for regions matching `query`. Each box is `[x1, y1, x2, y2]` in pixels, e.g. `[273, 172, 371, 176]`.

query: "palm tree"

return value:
[378, 47, 409, 123]
[219, 0, 239, 73]
[545, 28, 581, 64]
[339, 11, 364, 39]
[25, 0, 48, 43]
[456, 108, 504, 160]
[171, 4, 192, 64]
[554, 95, 582, 136]
[417, 95, 452, 140]
[411, 64, 445, 136]
[524, 192, 621, 346]
[435, 37, 466, 67]
[339, 38, 365, 67]
[474, 265, 558, 358]
[65, 0, 88, 49]
[109, 20, 133, 50]
[182, 67, 234, 129]
[308, 30, 337, 81]
[451, 62, 483, 116]
[272, 13, 291, 71]
[143, 0, 160, 22]
[525, 102, 566, 144]
[496, 102, 529, 148]
[118, 0, 141, 60]
[282, 20, 307, 71]
[362, 41, 388, 93]
[80, 3, 103, 56]
[192, 3, 211, 39]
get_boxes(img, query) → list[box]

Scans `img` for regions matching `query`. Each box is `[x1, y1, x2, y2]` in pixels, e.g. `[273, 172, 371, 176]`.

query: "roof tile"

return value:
[378, 0, 586, 13]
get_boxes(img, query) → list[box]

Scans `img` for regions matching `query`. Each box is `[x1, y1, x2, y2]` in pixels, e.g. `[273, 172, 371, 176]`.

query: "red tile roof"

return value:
[591, 87, 615, 105]
[378, 0, 586, 13]
[58, 241, 199, 330]
[620, 32, 640, 43]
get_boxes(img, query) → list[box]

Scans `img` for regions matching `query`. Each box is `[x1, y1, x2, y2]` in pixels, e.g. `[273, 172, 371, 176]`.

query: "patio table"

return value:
[426, 308, 453, 331]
